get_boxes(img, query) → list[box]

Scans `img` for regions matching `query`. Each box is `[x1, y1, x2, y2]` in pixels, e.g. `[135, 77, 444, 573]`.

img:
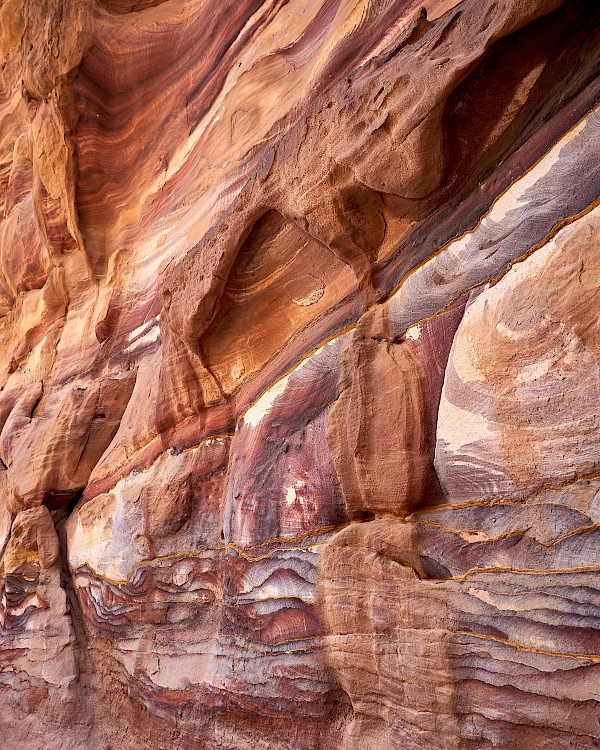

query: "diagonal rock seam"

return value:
[0, 0, 599, 747]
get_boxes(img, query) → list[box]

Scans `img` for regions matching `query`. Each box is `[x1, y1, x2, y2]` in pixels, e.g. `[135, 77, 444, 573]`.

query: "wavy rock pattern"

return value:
[0, 0, 599, 748]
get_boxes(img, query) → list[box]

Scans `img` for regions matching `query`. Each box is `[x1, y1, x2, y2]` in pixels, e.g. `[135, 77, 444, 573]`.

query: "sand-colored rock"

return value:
[0, 0, 599, 748]
[436, 205, 600, 503]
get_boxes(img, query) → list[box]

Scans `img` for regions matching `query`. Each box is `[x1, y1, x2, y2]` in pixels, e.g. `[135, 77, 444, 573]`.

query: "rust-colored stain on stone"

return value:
[0, 0, 599, 747]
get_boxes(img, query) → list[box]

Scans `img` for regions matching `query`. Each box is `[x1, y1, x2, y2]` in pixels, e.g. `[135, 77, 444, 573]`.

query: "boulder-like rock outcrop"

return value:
[0, 1, 599, 748]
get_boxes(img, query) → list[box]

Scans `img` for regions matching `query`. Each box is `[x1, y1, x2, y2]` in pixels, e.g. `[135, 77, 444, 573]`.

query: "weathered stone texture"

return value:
[0, 0, 599, 748]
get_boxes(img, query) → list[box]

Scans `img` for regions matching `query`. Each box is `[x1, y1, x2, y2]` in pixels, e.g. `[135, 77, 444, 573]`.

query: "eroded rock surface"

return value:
[0, 0, 599, 748]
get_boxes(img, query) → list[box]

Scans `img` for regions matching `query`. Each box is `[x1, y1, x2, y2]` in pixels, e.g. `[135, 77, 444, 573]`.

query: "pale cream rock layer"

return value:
[0, 0, 599, 748]
[436, 205, 600, 503]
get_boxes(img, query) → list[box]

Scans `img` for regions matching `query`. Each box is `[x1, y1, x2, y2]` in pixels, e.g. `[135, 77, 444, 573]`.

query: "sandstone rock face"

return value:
[0, 1, 599, 748]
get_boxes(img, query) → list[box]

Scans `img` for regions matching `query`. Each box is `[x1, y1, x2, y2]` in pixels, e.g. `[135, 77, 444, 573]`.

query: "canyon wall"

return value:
[0, 0, 599, 747]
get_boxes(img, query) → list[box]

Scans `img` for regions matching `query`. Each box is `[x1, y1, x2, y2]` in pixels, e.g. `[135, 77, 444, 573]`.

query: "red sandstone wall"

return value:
[0, 1, 599, 748]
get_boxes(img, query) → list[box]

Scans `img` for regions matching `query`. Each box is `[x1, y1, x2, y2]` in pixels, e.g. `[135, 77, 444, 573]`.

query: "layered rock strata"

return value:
[0, 0, 599, 748]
